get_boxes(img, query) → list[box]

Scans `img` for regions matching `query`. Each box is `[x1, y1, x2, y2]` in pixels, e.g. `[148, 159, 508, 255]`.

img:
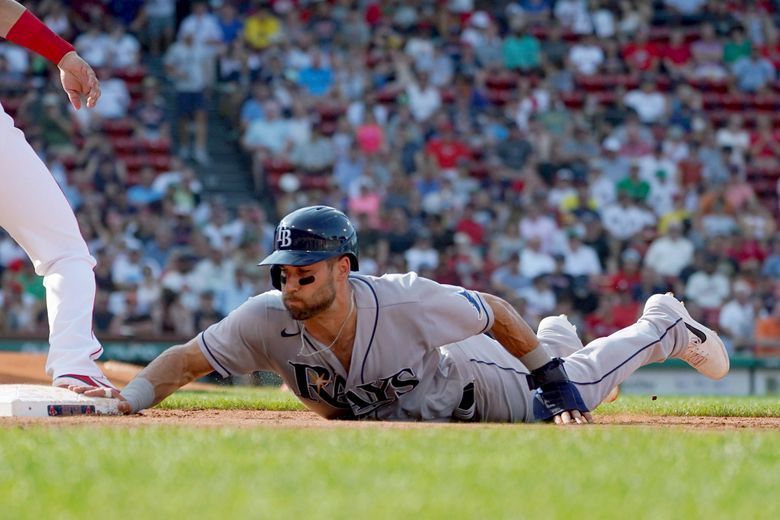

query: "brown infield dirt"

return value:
[2, 410, 780, 430]
[2, 352, 780, 430]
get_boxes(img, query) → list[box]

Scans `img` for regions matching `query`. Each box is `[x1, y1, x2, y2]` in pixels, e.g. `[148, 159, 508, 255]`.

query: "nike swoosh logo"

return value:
[684, 323, 706, 343]
[281, 328, 301, 337]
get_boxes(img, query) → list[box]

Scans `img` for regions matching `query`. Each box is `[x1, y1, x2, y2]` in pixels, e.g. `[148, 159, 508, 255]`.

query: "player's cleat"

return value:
[53, 373, 117, 390]
[644, 293, 730, 380]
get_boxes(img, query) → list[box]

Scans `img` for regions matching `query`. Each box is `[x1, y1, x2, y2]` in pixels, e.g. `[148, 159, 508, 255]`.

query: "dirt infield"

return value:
[2, 409, 780, 430]
[0, 351, 214, 390]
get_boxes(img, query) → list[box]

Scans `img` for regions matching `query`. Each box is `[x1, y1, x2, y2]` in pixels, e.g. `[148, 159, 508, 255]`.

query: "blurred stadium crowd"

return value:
[1, 0, 780, 356]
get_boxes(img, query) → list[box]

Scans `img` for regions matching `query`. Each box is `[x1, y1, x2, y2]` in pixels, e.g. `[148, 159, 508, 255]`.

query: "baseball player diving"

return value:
[72, 206, 730, 424]
[0, 0, 113, 388]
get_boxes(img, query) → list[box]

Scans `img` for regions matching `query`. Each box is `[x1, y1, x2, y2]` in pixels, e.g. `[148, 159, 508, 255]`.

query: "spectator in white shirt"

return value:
[601, 190, 656, 243]
[242, 102, 292, 191]
[718, 280, 758, 353]
[665, 0, 707, 16]
[624, 79, 668, 124]
[644, 221, 694, 278]
[202, 207, 243, 251]
[588, 163, 618, 208]
[563, 231, 603, 278]
[0, 42, 29, 74]
[217, 268, 257, 316]
[716, 114, 751, 164]
[591, 0, 616, 38]
[406, 71, 441, 123]
[74, 22, 111, 68]
[91, 67, 130, 120]
[106, 21, 141, 69]
[567, 33, 605, 75]
[112, 246, 158, 290]
[177, 0, 224, 53]
[43, 1, 73, 39]
[555, 0, 594, 34]
[519, 236, 556, 279]
[404, 235, 440, 273]
[461, 11, 492, 48]
[647, 169, 680, 217]
[684, 255, 731, 311]
[165, 31, 212, 164]
[190, 248, 236, 295]
[638, 146, 678, 184]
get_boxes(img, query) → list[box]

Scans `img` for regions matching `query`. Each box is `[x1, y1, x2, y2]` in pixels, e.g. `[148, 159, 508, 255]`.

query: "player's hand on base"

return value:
[553, 410, 593, 425]
[57, 51, 101, 110]
[69, 385, 133, 414]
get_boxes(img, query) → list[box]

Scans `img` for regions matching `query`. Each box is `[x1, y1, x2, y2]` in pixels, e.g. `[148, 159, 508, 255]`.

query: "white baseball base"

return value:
[0, 385, 120, 417]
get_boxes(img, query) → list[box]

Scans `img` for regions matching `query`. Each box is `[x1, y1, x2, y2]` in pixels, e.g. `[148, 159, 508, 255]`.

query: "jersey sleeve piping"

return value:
[474, 292, 493, 334]
[198, 331, 231, 377]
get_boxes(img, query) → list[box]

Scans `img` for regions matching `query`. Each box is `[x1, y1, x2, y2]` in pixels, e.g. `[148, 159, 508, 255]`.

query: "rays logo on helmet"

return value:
[458, 289, 482, 319]
[278, 228, 292, 248]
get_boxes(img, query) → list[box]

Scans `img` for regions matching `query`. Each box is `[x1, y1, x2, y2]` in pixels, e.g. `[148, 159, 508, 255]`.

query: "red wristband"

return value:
[5, 10, 75, 65]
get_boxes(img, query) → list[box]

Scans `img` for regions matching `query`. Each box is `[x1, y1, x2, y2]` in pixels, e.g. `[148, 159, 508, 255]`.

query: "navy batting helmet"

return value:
[258, 205, 359, 289]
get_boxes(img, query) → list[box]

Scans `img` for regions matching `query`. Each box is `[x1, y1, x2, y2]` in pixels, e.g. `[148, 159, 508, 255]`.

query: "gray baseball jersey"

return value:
[198, 273, 691, 422]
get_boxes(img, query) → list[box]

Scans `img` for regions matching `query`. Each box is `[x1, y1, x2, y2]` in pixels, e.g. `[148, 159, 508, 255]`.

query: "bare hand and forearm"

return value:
[479, 293, 549, 367]
[73, 338, 213, 414]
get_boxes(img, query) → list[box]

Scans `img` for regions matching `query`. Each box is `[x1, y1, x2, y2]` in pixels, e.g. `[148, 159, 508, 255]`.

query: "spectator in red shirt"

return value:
[455, 204, 485, 246]
[749, 115, 780, 167]
[424, 122, 471, 173]
[584, 293, 620, 342]
[662, 28, 693, 80]
[677, 140, 704, 188]
[611, 289, 641, 329]
[609, 248, 643, 294]
[726, 234, 768, 266]
[622, 28, 661, 73]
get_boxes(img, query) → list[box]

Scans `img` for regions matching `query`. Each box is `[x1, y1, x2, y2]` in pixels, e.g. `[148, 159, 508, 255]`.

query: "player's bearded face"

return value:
[281, 262, 337, 320]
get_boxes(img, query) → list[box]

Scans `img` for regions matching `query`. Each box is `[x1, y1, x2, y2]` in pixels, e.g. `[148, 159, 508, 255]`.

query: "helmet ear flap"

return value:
[270, 265, 282, 290]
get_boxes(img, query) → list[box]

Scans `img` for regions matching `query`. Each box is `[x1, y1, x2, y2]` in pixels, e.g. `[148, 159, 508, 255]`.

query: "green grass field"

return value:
[3, 389, 780, 520]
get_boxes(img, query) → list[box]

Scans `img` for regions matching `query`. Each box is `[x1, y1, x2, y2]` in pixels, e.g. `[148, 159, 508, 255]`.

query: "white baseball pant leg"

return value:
[538, 298, 689, 412]
[0, 105, 103, 378]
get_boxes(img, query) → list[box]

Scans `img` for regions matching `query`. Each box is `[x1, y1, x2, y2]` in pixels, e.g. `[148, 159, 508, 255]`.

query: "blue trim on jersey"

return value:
[567, 317, 682, 386]
[350, 275, 379, 384]
[474, 292, 491, 334]
[468, 358, 529, 376]
[200, 331, 231, 376]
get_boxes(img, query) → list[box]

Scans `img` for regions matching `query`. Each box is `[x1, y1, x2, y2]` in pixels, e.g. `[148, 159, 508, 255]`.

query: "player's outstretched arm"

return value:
[72, 337, 214, 414]
[480, 292, 593, 425]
